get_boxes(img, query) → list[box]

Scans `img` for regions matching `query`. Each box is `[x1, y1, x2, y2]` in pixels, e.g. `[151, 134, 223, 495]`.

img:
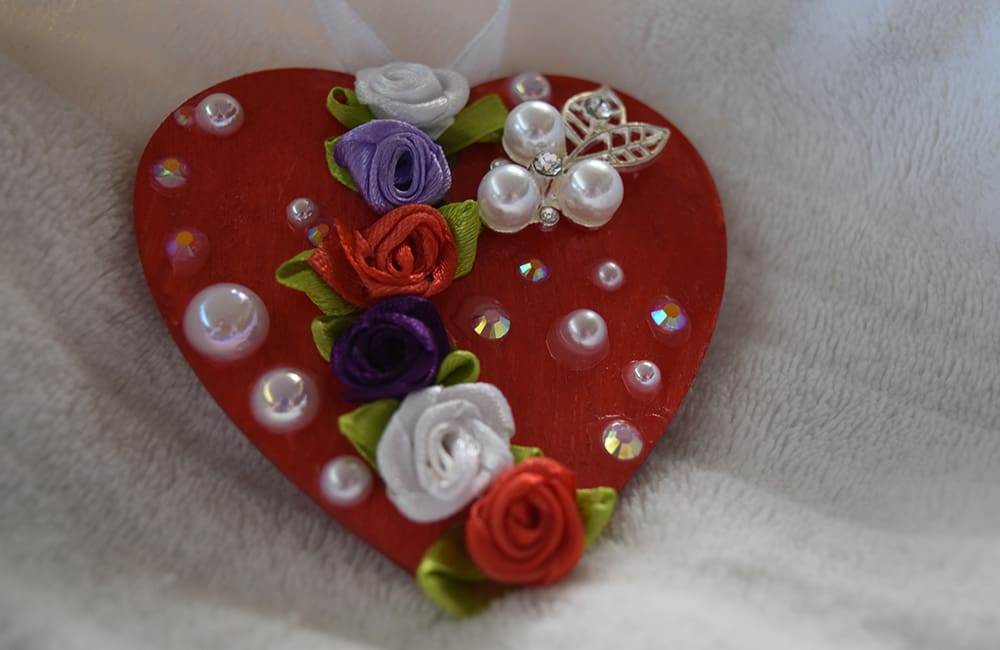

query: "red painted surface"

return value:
[134, 69, 726, 572]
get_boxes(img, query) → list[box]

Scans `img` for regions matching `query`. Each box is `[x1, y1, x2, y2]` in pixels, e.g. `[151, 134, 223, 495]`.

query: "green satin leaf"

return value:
[436, 94, 508, 156]
[439, 200, 482, 278]
[416, 526, 508, 617]
[337, 398, 400, 471]
[434, 349, 480, 386]
[576, 487, 618, 549]
[324, 136, 360, 192]
[311, 314, 358, 362]
[275, 249, 360, 316]
[326, 86, 375, 129]
[510, 445, 543, 464]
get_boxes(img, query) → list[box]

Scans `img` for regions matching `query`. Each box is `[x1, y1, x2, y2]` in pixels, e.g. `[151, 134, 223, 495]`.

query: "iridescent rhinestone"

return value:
[173, 105, 195, 127]
[585, 96, 615, 120]
[592, 260, 625, 291]
[602, 420, 644, 460]
[286, 197, 318, 231]
[510, 72, 552, 103]
[151, 157, 190, 189]
[490, 158, 511, 170]
[195, 92, 244, 136]
[538, 206, 560, 227]
[471, 304, 511, 340]
[164, 228, 209, 275]
[531, 151, 563, 177]
[307, 223, 330, 246]
[649, 296, 690, 334]
[518, 258, 549, 283]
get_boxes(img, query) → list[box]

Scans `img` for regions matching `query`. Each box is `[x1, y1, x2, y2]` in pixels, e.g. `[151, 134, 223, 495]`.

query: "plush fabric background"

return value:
[1, 1, 998, 648]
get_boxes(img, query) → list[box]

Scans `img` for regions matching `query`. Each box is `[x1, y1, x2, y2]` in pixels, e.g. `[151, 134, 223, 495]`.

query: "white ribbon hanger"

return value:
[314, 0, 511, 84]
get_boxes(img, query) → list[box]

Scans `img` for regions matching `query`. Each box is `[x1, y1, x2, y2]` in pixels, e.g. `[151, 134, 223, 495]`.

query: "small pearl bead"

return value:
[546, 309, 610, 370]
[502, 101, 566, 166]
[250, 368, 319, 433]
[195, 93, 244, 136]
[623, 360, 662, 399]
[286, 197, 318, 231]
[182, 283, 269, 361]
[592, 260, 625, 291]
[477, 164, 540, 233]
[558, 160, 624, 229]
[319, 456, 373, 507]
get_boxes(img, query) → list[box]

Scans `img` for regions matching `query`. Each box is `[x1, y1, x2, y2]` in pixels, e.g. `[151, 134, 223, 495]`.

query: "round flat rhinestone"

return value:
[649, 296, 689, 334]
[531, 151, 563, 177]
[307, 223, 330, 246]
[164, 228, 209, 275]
[602, 420, 644, 460]
[151, 156, 190, 189]
[585, 96, 615, 120]
[510, 72, 552, 103]
[518, 258, 549, 283]
[173, 105, 195, 127]
[538, 206, 560, 227]
[471, 304, 511, 340]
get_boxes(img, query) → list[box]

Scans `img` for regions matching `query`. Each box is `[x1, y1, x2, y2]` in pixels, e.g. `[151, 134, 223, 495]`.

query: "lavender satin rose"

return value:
[331, 295, 449, 402]
[355, 62, 469, 139]
[335, 119, 452, 215]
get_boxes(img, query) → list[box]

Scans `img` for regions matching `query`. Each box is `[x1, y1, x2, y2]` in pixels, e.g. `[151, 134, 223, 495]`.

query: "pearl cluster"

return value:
[478, 101, 624, 233]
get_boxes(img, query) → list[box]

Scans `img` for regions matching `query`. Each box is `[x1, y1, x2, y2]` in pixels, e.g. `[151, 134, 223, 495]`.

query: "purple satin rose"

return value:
[332, 295, 450, 402]
[334, 119, 452, 215]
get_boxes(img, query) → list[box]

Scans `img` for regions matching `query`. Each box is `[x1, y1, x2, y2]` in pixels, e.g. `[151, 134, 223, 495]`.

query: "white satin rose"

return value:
[355, 62, 470, 139]
[376, 383, 515, 522]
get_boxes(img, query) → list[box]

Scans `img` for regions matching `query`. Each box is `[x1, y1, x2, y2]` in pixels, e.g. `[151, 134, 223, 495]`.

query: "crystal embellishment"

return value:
[584, 96, 615, 120]
[151, 157, 190, 189]
[531, 151, 563, 177]
[649, 296, 689, 333]
[602, 420, 644, 460]
[510, 72, 552, 103]
[518, 258, 550, 283]
[471, 305, 511, 340]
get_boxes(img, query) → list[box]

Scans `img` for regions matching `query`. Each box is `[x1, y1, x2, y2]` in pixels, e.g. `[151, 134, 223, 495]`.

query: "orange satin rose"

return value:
[309, 204, 458, 307]
[465, 458, 585, 585]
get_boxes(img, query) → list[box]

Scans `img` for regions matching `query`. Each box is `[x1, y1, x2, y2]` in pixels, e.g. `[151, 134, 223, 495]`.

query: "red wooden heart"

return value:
[133, 69, 725, 572]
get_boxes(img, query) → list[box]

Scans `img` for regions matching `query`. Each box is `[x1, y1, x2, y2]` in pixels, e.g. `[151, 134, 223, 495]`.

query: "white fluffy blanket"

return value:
[1, 2, 998, 648]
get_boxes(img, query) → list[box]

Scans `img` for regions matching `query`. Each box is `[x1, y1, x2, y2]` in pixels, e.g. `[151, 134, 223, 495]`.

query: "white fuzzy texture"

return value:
[1, 1, 999, 648]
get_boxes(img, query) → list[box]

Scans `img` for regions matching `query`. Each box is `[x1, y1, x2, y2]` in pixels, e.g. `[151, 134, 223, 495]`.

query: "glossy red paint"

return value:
[134, 69, 725, 572]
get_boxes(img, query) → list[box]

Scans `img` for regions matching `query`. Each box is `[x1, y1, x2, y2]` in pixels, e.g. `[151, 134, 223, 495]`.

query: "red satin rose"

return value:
[308, 204, 458, 306]
[465, 458, 585, 585]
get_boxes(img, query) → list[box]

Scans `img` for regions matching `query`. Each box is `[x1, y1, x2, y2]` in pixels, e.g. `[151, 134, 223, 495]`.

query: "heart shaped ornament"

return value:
[134, 66, 725, 615]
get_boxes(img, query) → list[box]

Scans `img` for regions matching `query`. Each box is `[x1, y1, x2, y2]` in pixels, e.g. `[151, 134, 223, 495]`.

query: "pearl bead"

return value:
[557, 160, 624, 229]
[623, 360, 661, 399]
[546, 309, 610, 370]
[592, 260, 625, 291]
[319, 456, 373, 507]
[195, 93, 244, 136]
[250, 368, 319, 433]
[477, 164, 540, 233]
[182, 283, 269, 361]
[286, 197, 318, 231]
[502, 101, 566, 166]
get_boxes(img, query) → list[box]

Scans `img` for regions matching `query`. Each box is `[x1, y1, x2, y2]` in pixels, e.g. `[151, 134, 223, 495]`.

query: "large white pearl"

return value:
[546, 308, 610, 370]
[195, 93, 244, 136]
[477, 164, 540, 233]
[557, 159, 624, 229]
[182, 283, 269, 361]
[319, 456, 373, 507]
[250, 368, 319, 433]
[502, 101, 566, 166]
